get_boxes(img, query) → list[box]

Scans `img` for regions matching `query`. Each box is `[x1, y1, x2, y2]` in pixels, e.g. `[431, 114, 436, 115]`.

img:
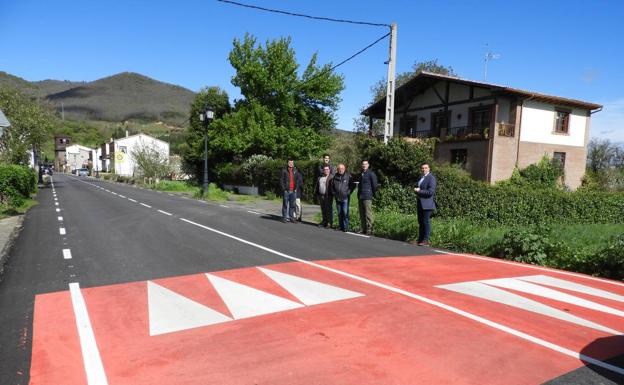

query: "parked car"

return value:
[78, 168, 90, 177]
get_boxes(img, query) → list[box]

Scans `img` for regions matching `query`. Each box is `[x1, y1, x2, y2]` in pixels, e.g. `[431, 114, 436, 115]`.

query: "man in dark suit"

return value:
[414, 163, 437, 246]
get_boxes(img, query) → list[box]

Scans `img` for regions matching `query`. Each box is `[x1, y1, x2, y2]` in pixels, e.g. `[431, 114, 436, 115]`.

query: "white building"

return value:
[110, 133, 169, 177]
[362, 72, 602, 189]
[65, 144, 93, 172]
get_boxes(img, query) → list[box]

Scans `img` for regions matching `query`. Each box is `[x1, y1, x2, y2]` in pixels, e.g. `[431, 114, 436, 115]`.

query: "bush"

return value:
[489, 227, 570, 265]
[374, 165, 624, 226]
[0, 164, 37, 208]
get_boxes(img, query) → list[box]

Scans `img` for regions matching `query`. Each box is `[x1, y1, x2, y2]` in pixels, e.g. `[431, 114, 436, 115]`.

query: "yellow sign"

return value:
[114, 151, 126, 163]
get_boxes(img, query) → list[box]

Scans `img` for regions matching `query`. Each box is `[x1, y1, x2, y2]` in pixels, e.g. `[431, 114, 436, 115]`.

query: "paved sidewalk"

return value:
[0, 215, 24, 280]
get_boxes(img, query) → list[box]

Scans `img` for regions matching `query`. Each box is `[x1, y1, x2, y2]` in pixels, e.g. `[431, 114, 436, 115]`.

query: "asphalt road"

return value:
[0, 173, 431, 385]
[1, 174, 622, 385]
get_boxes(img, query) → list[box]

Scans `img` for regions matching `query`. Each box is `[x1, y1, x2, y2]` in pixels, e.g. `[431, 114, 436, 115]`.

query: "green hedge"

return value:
[375, 166, 624, 225]
[215, 159, 322, 201]
[0, 164, 37, 207]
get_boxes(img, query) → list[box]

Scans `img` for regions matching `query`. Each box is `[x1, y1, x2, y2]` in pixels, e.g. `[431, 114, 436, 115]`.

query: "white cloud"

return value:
[590, 98, 624, 143]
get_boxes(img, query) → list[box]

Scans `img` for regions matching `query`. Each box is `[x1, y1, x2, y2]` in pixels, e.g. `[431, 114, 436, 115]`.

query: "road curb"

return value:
[0, 215, 24, 282]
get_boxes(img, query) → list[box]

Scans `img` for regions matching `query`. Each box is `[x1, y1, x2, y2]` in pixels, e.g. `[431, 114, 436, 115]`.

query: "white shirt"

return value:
[418, 172, 430, 188]
[318, 176, 328, 195]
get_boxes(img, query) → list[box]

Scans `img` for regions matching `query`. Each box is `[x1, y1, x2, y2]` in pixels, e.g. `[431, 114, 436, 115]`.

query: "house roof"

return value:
[362, 71, 603, 117]
[114, 133, 169, 146]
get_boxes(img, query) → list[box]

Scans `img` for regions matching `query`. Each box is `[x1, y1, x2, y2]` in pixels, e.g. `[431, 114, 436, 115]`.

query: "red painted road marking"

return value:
[29, 256, 624, 384]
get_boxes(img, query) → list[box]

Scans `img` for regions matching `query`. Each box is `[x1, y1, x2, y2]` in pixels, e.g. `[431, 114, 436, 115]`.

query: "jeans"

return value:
[336, 199, 350, 231]
[417, 202, 432, 242]
[282, 191, 296, 220]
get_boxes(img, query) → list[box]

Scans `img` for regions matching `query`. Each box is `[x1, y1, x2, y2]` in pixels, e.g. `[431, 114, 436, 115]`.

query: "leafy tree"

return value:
[180, 86, 231, 180]
[0, 88, 55, 164]
[229, 33, 344, 133]
[130, 141, 170, 179]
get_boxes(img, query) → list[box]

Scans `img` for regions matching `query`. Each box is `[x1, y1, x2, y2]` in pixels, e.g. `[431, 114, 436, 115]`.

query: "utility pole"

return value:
[199, 107, 214, 197]
[383, 23, 397, 145]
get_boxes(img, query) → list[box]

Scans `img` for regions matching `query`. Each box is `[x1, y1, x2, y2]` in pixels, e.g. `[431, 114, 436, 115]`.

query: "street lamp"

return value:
[199, 107, 214, 197]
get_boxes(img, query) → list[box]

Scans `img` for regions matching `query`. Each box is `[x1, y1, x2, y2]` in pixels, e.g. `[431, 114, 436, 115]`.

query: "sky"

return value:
[1, 0, 623, 141]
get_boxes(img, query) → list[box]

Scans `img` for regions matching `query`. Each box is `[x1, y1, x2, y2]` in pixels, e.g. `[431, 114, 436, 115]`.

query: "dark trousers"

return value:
[318, 194, 333, 227]
[358, 199, 373, 232]
[336, 199, 349, 231]
[417, 202, 432, 242]
[282, 190, 296, 220]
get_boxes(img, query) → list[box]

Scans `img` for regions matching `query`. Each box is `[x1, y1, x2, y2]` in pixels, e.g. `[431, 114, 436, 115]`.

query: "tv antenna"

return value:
[484, 45, 500, 81]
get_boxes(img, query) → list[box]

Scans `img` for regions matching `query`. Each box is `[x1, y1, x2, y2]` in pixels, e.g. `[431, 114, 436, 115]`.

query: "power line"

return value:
[217, 0, 391, 28]
[300, 32, 390, 87]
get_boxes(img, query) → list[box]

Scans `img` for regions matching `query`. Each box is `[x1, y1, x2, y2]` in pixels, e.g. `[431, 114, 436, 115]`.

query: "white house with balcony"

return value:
[362, 72, 602, 189]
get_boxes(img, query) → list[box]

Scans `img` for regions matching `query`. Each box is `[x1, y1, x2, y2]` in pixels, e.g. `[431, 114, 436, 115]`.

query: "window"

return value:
[470, 106, 492, 131]
[554, 109, 570, 134]
[431, 111, 449, 137]
[451, 149, 468, 169]
[400, 116, 418, 137]
[553, 152, 566, 168]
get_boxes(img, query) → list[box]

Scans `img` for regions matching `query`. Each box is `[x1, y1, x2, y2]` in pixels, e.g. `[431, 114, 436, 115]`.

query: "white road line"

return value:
[128, 198, 137, 203]
[346, 232, 369, 238]
[432, 250, 624, 288]
[63, 249, 72, 260]
[69, 283, 109, 385]
[168, 193, 175, 196]
[110, 192, 118, 196]
[55, 202, 59, 206]
[178, 217, 624, 376]
[118, 195, 126, 198]
[247, 210, 261, 215]
[157, 209, 173, 216]
[56, 208, 61, 212]
[58, 216, 63, 221]
[140, 203, 152, 208]
[59, 228, 66, 235]
[219, 204, 229, 208]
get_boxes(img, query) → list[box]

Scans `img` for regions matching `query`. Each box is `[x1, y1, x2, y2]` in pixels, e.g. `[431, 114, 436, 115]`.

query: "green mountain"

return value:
[0, 71, 195, 125]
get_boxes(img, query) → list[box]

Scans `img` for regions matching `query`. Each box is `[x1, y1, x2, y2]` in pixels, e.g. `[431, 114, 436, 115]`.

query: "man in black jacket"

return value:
[280, 159, 301, 223]
[330, 163, 355, 232]
[357, 160, 378, 235]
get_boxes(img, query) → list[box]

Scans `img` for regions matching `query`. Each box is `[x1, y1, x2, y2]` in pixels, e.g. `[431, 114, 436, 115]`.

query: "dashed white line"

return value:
[111, 192, 118, 196]
[177, 216, 624, 376]
[62, 249, 72, 260]
[118, 194, 126, 198]
[59, 227, 66, 235]
[157, 209, 172, 216]
[56, 208, 61, 212]
[219, 204, 229, 208]
[247, 210, 261, 215]
[58, 216, 63, 221]
[128, 198, 137, 203]
[55, 202, 59, 206]
[140, 203, 152, 208]
[69, 283, 109, 384]
[168, 193, 175, 196]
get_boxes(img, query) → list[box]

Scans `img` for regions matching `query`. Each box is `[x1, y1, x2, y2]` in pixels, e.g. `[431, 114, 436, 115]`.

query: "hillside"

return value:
[0, 71, 195, 125]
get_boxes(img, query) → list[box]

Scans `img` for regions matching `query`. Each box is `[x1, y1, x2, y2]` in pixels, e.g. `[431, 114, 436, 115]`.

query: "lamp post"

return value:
[198, 107, 214, 197]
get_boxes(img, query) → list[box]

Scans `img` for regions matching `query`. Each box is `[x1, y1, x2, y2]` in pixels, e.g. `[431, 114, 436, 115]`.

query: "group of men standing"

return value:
[280, 154, 436, 245]
[281, 154, 378, 235]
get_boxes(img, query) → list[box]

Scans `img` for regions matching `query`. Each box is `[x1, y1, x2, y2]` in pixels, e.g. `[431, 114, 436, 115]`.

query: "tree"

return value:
[355, 59, 456, 135]
[130, 141, 170, 179]
[229, 33, 344, 133]
[587, 138, 618, 172]
[0, 88, 55, 164]
[180, 86, 231, 180]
